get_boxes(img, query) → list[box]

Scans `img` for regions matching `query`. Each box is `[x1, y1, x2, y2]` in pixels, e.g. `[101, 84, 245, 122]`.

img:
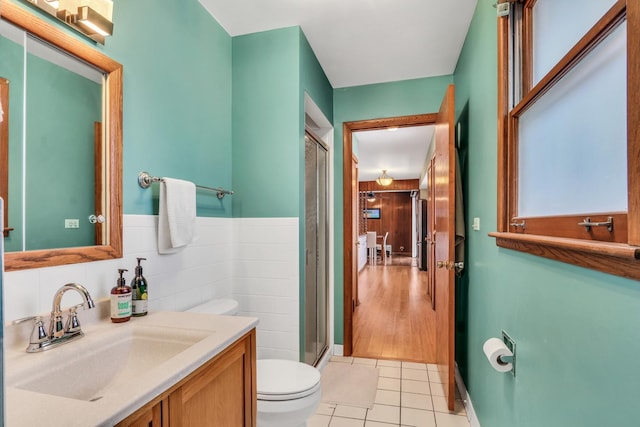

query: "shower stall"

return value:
[304, 131, 329, 366]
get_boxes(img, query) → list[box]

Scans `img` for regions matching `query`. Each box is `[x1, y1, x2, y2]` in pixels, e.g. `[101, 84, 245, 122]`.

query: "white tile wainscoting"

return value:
[232, 217, 300, 361]
[3, 215, 299, 360]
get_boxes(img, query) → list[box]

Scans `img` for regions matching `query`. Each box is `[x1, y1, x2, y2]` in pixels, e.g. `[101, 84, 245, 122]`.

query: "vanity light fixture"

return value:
[24, 0, 114, 44]
[376, 170, 394, 186]
[367, 192, 376, 202]
[75, 5, 113, 38]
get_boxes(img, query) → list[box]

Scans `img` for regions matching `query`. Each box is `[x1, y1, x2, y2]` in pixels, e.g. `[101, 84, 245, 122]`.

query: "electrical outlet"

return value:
[65, 219, 80, 229]
[472, 217, 480, 231]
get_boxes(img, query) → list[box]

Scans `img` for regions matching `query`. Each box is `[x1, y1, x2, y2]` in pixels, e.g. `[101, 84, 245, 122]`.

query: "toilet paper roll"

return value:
[483, 337, 513, 373]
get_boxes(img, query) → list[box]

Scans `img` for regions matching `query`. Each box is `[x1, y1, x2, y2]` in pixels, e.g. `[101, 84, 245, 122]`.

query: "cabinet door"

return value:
[169, 332, 255, 427]
[116, 401, 164, 427]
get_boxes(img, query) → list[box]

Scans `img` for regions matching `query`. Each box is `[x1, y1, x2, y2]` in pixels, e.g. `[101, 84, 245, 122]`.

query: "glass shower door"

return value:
[304, 132, 329, 366]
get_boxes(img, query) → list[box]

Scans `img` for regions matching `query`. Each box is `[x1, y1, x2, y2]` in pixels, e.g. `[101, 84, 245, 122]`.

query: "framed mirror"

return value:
[0, 1, 122, 271]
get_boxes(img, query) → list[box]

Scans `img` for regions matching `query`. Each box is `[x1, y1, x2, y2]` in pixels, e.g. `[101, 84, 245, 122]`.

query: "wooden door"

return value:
[434, 84, 457, 411]
[426, 158, 436, 309]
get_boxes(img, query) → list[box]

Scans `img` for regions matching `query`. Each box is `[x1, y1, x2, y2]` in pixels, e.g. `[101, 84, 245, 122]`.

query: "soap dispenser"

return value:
[111, 268, 132, 323]
[131, 257, 148, 317]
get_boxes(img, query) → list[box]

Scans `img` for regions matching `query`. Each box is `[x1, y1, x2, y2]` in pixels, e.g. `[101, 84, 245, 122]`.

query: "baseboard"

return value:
[455, 364, 481, 427]
[333, 344, 344, 357]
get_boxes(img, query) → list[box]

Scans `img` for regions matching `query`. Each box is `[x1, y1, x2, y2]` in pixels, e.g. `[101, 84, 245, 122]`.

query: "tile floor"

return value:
[310, 356, 471, 427]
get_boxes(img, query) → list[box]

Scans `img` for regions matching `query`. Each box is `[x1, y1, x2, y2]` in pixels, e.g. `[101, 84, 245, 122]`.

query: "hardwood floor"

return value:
[352, 256, 436, 363]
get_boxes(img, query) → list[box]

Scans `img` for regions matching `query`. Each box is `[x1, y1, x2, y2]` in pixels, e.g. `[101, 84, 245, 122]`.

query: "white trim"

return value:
[333, 344, 344, 357]
[455, 363, 481, 427]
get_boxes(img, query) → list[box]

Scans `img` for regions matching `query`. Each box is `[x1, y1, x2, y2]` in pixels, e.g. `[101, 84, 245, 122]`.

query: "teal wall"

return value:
[26, 54, 101, 250]
[232, 26, 332, 358]
[232, 27, 300, 218]
[454, 1, 640, 426]
[0, 34, 24, 253]
[1, 33, 100, 252]
[300, 33, 333, 123]
[6, 0, 233, 218]
[106, 0, 233, 217]
[332, 76, 453, 343]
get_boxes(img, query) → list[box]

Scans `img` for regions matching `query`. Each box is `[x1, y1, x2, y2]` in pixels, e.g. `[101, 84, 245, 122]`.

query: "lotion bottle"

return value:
[111, 268, 132, 323]
[131, 257, 148, 317]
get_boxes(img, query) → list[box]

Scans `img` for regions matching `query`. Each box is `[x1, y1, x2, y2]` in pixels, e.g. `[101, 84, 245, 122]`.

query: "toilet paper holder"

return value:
[500, 330, 516, 376]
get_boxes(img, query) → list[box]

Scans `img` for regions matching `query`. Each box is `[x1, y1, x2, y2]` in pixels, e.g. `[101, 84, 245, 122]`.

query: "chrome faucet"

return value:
[13, 283, 96, 353]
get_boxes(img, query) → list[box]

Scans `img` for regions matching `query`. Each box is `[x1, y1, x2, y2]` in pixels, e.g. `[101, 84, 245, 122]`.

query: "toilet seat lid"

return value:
[257, 359, 321, 400]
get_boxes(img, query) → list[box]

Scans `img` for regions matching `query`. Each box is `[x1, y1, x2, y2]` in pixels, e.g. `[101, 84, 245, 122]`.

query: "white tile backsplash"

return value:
[3, 215, 301, 362]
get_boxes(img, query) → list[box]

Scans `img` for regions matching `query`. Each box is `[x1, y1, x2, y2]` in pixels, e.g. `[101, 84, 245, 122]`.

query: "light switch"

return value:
[65, 219, 80, 229]
[472, 217, 480, 231]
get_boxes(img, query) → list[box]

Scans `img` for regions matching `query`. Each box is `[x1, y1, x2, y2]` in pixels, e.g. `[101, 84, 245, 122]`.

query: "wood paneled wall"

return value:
[360, 179, 419, 192]
[359, 180, 418, 255]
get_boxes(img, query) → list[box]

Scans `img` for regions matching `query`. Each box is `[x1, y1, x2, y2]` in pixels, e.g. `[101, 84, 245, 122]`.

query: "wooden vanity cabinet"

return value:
[120, 400, 164, 427]
[116, 329, 256, 427]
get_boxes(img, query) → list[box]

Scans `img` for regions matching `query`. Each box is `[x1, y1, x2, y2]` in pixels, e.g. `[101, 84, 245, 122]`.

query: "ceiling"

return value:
[198, 0, 478, 88]
[355, 126, 434, 183]
[197, 0, 477, 184]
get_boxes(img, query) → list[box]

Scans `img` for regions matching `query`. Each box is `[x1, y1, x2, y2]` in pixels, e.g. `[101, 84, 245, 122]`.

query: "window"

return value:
[492, 0, 640, 279]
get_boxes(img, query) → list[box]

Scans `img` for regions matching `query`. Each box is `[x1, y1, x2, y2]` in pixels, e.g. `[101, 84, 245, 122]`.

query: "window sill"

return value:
[489, 232, 640, 280]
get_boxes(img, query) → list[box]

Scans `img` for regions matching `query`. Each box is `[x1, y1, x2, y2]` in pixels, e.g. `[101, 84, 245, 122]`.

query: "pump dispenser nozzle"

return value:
[117, 269, 127, 285]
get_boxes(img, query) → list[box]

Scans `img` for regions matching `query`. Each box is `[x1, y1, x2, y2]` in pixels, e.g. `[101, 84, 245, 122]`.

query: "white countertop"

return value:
[4, 310, 258, 426]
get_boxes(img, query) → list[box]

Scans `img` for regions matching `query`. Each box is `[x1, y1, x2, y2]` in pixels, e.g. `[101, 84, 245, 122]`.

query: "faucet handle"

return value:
[65, 305, 83, 334]
[12, 315, 41, 325]
[12, 316, 49, 348]
[30, 317, 49, 344]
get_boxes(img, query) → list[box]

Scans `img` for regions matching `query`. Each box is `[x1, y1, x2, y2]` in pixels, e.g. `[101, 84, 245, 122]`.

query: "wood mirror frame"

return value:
[1, 1, 122, 272]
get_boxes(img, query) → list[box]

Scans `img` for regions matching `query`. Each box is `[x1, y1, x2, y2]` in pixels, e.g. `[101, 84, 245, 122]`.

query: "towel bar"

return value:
[138, 171, 234, 200]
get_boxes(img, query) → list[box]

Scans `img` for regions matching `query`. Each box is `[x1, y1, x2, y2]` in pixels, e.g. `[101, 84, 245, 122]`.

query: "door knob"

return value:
[437, 260, 455, 269]
[88, 214, 105, 224]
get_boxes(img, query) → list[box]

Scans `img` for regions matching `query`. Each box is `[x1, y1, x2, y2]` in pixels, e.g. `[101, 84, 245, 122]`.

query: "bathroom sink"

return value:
[7, 324, 211, 402]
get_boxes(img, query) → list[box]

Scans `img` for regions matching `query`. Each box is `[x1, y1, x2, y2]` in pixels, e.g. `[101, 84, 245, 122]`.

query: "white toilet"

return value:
[257, 359, 322, 427]
[186, 299, 322, 427]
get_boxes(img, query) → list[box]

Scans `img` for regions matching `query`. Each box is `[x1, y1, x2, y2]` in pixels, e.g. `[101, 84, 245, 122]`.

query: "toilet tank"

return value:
[186, 298, 239, 316]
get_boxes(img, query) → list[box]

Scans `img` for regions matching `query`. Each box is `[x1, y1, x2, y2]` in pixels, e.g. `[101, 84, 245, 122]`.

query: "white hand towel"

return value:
[158, 178, 196, 254]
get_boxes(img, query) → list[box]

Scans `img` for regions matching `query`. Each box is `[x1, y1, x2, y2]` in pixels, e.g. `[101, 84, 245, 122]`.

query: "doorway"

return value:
[342, 86, 459, 410]
[342, 113, 438, 357]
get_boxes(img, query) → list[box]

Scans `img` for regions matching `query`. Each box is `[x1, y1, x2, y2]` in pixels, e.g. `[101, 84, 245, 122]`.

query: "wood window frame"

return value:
[491, 0, 640, 280]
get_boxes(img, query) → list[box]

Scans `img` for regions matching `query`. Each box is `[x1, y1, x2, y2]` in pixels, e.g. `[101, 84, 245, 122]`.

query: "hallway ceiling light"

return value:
[376, 170, 394, 186]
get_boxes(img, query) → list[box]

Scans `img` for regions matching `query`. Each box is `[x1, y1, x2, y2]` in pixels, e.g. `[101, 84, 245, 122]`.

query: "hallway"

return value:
[352, 256, 436, 363]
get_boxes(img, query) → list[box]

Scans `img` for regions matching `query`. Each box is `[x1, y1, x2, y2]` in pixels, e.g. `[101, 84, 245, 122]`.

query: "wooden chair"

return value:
[376, 232, 389, 264]
[366, 231, 377, 264]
